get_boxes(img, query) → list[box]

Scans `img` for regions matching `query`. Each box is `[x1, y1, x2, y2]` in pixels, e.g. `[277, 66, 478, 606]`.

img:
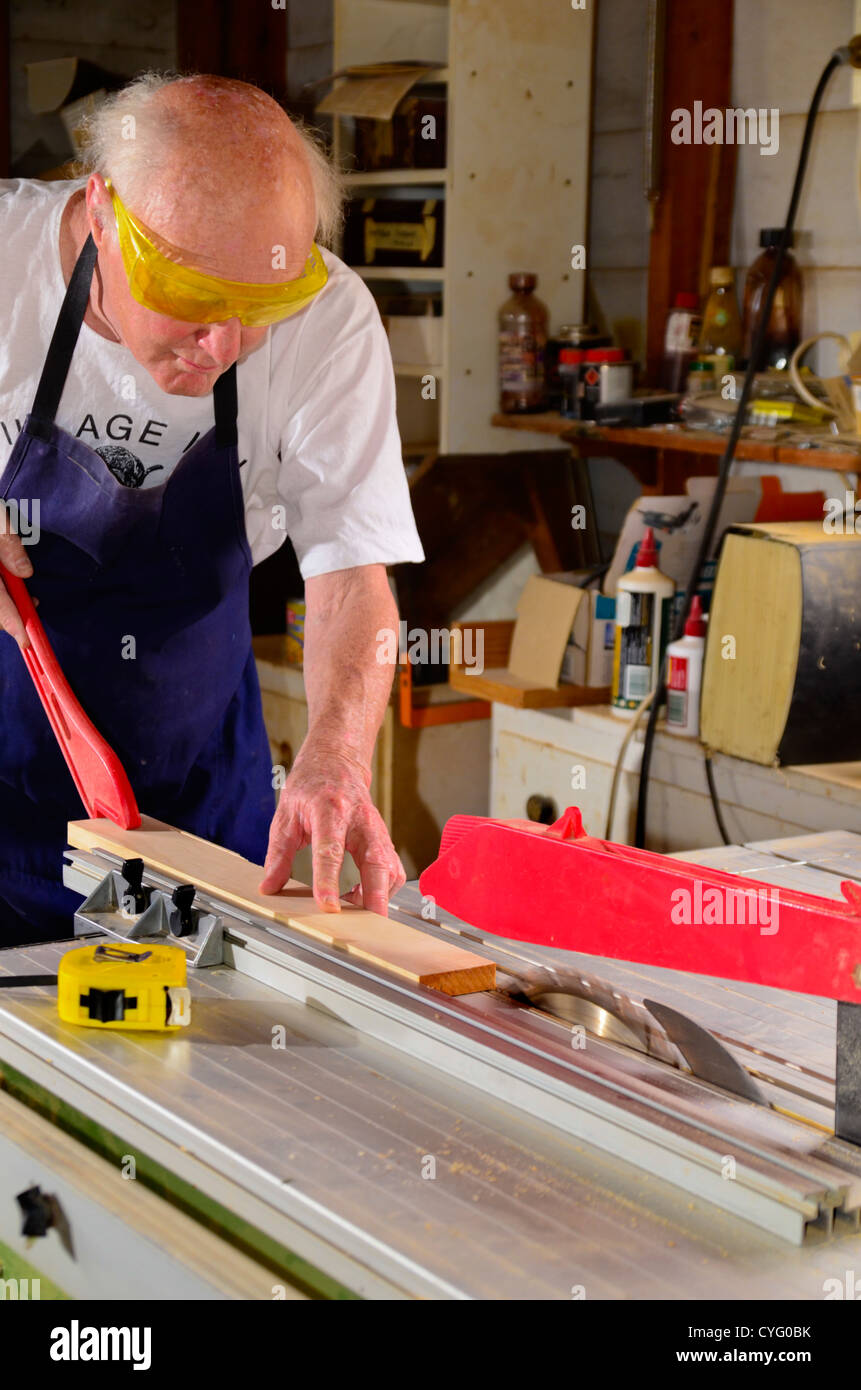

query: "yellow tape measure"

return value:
[57, 942, 191, 1031]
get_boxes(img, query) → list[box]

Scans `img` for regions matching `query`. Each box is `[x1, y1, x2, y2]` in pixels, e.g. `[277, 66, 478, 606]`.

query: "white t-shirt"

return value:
[0, 178, 424, 576]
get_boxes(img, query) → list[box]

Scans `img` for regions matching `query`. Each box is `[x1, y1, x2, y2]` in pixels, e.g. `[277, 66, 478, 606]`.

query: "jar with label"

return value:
[661, 292, 702, 392]
[686, 360, 715, 394]
[545, 324, 611, 410]
[498, 273, 549, 413]
[579, 348, 633, 420]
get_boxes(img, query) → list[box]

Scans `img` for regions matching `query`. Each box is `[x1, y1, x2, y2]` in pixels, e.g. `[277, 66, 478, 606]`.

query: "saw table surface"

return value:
[1, 831, 861, 1299]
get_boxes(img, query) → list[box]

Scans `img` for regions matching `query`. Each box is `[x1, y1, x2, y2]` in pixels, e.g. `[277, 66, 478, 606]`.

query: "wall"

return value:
[9, 0, 176, 174]
[285, 0, 333, 117]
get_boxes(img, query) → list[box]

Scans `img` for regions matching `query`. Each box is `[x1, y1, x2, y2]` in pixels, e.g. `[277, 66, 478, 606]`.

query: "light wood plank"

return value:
[67, 816, 494, 996]
[450, 665, 609, 709]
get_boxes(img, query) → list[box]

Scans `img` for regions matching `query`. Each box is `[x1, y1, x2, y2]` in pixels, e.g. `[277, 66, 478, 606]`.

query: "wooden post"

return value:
[645, 0, 736, 384]
[176, 0, 288, 105]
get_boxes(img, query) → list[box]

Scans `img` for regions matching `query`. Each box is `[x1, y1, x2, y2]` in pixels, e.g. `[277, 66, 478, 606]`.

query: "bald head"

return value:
[84, 73, 341, 282]
[73, 73, 343, 396]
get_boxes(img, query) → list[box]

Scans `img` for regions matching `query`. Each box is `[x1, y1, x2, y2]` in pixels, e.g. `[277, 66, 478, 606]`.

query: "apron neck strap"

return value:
[214, 363, 238, 447]
[30, 233, 98, 430]
[31, 231, 239, 445]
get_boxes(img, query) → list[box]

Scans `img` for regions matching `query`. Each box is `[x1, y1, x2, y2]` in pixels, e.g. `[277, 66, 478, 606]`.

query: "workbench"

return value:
[492, 411, 861, 493]
[2, 831, 861, 1300]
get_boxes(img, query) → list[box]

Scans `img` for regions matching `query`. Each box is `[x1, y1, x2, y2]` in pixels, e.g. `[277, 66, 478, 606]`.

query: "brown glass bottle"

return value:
[498, 273, 549, 413]
[742, 229, 802, 371]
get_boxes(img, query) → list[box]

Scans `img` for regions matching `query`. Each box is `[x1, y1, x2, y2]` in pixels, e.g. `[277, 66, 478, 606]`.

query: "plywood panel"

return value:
[445, 0, 594, 452]
[68, 817, 494, 996]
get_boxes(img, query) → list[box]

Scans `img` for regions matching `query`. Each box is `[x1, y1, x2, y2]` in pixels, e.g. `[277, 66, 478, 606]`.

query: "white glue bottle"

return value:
[664, 595, 707, 737]
[611, 528, 675, 716]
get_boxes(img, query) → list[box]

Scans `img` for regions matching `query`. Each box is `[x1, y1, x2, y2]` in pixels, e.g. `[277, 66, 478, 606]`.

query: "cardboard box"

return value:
[448, 574, 612, 709]
[560, 591, 616, 687]
[603, 476, 760, 600]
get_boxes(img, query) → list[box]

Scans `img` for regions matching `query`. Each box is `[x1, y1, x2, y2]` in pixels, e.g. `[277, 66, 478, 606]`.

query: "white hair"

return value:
[80, 71, 345, 246]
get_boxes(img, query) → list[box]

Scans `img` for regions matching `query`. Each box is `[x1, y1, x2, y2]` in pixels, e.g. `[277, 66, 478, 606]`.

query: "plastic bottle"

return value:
[611, 528, 675, 716]
[498, 273, 549, 413]
[698, 267, 742, 365]
[661, 292, 702, 392]
[664, 596, 707, 737]
[742, 229, 802, 371]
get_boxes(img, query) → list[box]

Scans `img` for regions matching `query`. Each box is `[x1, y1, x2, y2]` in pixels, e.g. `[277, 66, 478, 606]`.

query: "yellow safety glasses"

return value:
[106, 180, 328, 327]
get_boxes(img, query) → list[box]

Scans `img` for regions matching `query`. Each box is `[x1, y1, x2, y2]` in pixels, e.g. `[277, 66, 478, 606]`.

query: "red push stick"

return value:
[1, 565, 140, 829]
[419, 807, 861, 1002]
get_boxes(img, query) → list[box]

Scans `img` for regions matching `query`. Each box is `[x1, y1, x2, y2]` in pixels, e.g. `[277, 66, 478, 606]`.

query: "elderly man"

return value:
[0, 73, 424, 942]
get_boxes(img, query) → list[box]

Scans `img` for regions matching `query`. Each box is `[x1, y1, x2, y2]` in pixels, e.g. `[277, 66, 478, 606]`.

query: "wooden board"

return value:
[450, 665, 609, 709]
[67, 817, 494, 997]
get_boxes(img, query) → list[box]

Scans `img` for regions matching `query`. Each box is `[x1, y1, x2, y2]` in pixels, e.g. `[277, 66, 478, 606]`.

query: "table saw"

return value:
[2, 820, 861, 1301]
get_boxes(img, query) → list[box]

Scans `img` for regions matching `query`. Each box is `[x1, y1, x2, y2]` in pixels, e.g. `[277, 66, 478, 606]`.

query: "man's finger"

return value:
[0, 532, 33, 579]
[310, 804, 349, 912]
[259, 811, 306, 894]
[358, 860, 391, 917]
[347, 822, 405, 917]
[0, 585, 29, 650]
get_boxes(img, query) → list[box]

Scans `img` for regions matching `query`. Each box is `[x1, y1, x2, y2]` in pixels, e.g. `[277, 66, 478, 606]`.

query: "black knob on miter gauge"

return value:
[120, 858, 150, 914]
[170, 884, 197, 937]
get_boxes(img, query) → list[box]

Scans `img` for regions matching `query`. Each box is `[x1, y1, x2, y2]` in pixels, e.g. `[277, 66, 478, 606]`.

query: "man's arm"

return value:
[259, 563, 404, 915]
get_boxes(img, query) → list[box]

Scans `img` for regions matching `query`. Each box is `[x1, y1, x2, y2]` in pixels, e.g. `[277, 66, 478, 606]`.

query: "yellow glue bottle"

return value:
[611, 527, 675, 716]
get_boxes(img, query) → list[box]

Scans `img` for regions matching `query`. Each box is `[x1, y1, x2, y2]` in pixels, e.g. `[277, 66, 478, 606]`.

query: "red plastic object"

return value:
[419, 807, 861, 1002]
[1, 566, 141, 829]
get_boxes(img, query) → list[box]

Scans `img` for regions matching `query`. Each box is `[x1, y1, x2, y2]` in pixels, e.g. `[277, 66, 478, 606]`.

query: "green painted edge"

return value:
[0, 1235, 70, 1300]
[0, 1062, 359, 1301]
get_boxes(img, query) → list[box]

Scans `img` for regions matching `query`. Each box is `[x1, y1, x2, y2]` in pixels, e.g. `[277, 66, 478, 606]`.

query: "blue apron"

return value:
[0, 235, 275, 942]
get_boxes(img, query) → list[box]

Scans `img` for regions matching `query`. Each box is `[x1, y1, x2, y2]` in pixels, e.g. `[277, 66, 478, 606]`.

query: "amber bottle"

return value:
[742, 229, 802, 371]
[498, 273, 549, 413]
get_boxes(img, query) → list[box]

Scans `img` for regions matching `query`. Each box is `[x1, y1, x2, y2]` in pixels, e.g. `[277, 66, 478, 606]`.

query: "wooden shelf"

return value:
[491, 412, 861, 472]
[450, 665, 610, 710]
[344, 169, 448, 187]
[355, 265, 445, 282]
[393, 362, 443, 377]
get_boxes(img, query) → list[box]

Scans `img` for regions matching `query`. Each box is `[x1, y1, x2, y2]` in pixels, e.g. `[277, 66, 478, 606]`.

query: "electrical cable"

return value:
[703, 751, 734, 846]
[604, 691, 654, 838]
[634, 48, 846, 849]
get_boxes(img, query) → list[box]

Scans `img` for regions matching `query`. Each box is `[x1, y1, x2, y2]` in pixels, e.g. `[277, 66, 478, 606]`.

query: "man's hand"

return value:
[258, 564, 403, 915]
[259, 742, 405, 915]
[0, 513, 33, 648]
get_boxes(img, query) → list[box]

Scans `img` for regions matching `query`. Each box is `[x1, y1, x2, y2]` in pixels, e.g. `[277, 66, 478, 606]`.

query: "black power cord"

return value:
[634, 47, 847, 850]
[704, 752, 733, 846]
